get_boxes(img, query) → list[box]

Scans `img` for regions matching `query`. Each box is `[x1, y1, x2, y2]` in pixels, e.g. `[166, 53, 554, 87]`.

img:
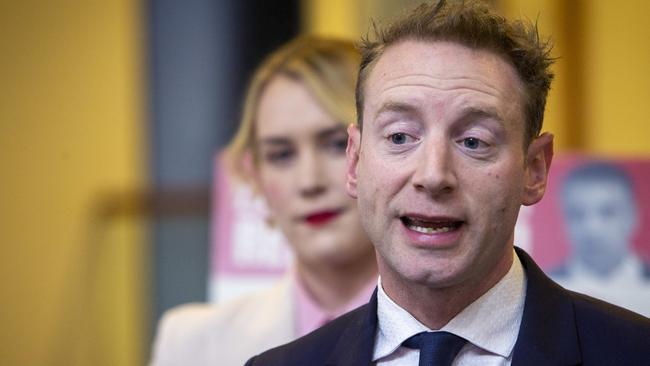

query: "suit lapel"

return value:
[325, 289, 378, 366]
[512, 247, 582, 366]
[318, 249, 584, 366]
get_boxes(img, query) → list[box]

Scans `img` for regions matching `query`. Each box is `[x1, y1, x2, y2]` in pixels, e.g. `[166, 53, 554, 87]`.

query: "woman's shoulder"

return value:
[160, 279, 292, 335]
[150, 278, 295, 365]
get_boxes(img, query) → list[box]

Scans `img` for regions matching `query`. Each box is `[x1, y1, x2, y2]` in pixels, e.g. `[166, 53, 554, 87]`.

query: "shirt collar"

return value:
[293, 267, 376, 338]
[373, 250, 527, 361]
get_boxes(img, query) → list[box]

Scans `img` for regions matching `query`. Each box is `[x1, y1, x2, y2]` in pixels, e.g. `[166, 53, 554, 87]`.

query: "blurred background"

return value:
[1, 0, 649, 365]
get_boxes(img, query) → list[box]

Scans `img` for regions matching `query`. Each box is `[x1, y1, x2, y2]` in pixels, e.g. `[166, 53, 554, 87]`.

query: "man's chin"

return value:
[411, 271, 466, 290]
[386, 258, 466, 289]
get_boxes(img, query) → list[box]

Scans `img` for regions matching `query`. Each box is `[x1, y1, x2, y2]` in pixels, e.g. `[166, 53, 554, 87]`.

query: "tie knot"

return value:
[402, 331, 467, 366]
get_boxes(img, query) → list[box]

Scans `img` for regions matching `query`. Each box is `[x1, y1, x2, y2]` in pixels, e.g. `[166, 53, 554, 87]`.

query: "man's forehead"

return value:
[367, 40, 521, 91]
[362, 39, 526, 123]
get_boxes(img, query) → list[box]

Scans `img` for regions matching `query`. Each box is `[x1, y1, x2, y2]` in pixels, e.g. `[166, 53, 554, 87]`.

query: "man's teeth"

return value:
[407, 223, 454, 234]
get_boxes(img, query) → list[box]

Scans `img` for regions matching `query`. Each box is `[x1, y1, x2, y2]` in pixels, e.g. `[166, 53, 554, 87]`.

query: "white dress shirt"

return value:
[373, 251, 526, 366]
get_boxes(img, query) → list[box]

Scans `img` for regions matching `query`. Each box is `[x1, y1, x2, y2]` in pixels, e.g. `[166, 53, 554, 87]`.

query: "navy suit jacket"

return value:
[245, 248, 650, 365]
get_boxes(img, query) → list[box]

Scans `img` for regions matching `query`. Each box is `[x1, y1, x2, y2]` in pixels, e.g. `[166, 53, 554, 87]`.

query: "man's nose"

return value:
[411, 139, 457, 196]
[297, 149, 327, 198]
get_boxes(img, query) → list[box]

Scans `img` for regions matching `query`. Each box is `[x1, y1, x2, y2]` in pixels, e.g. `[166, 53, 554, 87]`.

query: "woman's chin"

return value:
[296, 243, 374, 270]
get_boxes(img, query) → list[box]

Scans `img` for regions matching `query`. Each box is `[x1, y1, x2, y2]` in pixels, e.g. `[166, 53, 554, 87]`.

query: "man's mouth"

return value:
[400, 216, 463, 234]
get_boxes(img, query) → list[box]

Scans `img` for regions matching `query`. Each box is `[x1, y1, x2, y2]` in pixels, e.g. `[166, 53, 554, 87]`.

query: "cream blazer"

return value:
[150, 276, 295, 366]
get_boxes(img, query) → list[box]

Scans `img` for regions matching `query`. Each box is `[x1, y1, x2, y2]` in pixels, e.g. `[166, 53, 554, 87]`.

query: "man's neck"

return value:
[380, 250, 514, 330]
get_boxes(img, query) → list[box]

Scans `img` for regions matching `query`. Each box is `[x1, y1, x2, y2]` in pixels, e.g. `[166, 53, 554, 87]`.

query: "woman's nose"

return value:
[297, 149, 327, 198]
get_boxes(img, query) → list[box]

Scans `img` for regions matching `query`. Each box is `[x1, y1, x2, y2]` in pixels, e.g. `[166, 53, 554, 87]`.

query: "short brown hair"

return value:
[356, 0, 554, 145]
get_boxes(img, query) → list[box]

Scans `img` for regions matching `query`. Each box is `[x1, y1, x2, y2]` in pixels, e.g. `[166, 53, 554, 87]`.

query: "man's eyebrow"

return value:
[374, 101, 419, 119]
[458, 105, 504, 123]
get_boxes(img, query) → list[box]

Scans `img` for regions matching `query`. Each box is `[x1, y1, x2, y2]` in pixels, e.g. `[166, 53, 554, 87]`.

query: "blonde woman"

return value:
[150, 36, 377, 366]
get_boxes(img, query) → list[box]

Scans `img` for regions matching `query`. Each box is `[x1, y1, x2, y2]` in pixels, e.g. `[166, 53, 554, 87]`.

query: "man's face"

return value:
[346, 40, 552, 292]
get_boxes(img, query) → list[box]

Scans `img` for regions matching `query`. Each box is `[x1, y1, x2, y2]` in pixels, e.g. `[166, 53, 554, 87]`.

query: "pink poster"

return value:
[209, 153, 292, 303]
[524, 155, 650, 316]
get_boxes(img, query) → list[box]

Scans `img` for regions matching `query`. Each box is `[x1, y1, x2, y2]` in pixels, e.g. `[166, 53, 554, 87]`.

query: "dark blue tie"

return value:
[402, 331, 467, 366]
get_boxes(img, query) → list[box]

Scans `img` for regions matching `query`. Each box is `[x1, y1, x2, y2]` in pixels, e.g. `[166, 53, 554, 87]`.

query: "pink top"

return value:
[293, 270, 377, 337]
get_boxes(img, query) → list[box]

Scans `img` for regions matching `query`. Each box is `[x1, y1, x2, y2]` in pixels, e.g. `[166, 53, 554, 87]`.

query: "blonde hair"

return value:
[225, 36, 360, 179]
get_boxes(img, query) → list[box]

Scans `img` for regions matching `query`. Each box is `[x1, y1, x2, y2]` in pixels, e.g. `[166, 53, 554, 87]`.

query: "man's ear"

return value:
[523, 132, 554, 206]
[346, 124, 361, 199]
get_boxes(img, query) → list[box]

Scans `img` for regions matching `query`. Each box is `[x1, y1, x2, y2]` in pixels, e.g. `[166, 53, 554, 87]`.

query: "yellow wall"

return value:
[302, 0, 424, 39]
[581, 1, 650, 155]
[302, 0, 361, 38]
[0, 1, 147, 365]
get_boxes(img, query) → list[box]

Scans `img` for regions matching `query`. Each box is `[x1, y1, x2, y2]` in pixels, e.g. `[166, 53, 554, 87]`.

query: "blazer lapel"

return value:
[325, 289, 378, 366]
[318, 249, 584, 366]
[512, 247, 582, 366]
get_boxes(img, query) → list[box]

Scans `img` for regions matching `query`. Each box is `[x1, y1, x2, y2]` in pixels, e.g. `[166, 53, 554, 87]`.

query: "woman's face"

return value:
[254, 74, 373, 268]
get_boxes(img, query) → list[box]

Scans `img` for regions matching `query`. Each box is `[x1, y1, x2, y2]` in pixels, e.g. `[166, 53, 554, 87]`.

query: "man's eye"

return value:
[389, 133, 409, 145]
[462, 137, 482, 149]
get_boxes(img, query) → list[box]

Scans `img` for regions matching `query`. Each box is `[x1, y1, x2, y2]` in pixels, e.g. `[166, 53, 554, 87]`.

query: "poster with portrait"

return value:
[520, 155, 650, 317]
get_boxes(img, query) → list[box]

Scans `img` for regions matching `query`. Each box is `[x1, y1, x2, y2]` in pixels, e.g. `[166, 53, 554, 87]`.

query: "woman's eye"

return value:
[462, 137, 482, 150]
[327, 136, 348, 152]
[389, 133, 409, 145]
[265, 149, 294, 163]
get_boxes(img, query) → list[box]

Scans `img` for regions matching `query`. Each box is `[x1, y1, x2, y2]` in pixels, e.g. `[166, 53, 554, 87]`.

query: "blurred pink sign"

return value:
[209, 153, 292, 302]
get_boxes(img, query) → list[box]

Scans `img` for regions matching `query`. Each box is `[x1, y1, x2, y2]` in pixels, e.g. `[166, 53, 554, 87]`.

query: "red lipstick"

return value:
[304, 210, 341, 226]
